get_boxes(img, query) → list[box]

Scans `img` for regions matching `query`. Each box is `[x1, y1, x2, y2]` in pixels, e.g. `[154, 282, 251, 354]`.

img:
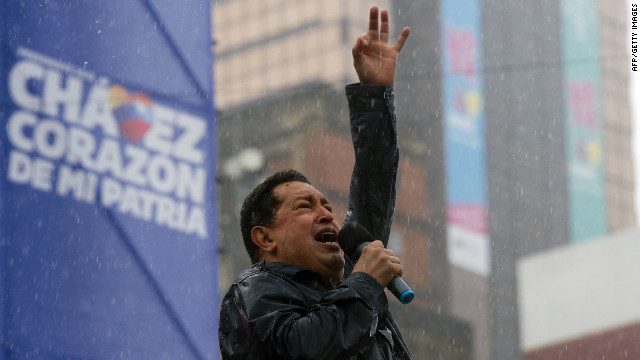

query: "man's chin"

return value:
[331, 256, 346, 272]
[327, 262, 346, 284]
[316, 260, 344, 284]
[326, 270, 345, 285]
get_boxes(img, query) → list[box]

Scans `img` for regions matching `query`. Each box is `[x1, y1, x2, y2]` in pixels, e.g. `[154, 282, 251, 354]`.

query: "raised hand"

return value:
[352, 6, 411, 87]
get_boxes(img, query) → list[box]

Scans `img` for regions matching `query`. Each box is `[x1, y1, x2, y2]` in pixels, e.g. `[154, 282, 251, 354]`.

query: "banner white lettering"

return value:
[5, 48, 209, 238]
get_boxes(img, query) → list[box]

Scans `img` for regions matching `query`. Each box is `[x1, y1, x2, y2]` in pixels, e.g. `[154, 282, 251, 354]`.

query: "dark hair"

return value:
[240, 169, 310, 263]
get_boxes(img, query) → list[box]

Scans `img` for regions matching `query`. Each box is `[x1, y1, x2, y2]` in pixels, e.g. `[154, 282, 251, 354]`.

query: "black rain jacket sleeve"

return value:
[218, 84, 411, 360]
[343, 84, 398, 249]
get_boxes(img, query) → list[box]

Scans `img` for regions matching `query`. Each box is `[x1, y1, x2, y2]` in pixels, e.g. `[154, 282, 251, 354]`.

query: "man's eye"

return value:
[325, 206, 333, 213]
[297, 204, 311, 209]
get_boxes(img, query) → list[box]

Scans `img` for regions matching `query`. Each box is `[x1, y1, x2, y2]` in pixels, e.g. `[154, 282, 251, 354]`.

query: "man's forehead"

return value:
[274, 181, 328, 203]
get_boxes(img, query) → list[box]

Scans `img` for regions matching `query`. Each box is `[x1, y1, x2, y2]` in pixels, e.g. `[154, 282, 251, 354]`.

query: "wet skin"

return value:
[254, 181, 345, 284]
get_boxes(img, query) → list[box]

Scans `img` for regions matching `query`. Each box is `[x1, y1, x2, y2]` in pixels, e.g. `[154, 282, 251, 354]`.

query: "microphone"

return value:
[338, 222, 414, 304]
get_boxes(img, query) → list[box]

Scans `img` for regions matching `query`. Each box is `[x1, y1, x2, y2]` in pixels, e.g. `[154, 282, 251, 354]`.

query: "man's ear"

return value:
[251, 226, 277, 255]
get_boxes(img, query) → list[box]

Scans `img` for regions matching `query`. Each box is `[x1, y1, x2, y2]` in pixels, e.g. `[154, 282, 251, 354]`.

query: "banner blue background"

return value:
[441, 0, 491, 276]
[1, 1, 218, 358]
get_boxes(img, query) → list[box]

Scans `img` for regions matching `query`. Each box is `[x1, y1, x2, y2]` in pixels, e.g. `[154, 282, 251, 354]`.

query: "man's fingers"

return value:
[392, 27, 411, 52]
[387, 255, 403, 277]
[369, 240, 384, 248]
[368, 6, 379, 40]
[351, 35, 370, 63]
[355, 241, 405, 285]
[380, 10, 390, 44]
[352, 38, 360, 56]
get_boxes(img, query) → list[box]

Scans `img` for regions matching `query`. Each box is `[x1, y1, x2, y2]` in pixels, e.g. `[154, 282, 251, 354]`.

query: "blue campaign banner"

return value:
[561, 0, 606, 243]
[1, 1, 218, 359]
[441, 0, 490, 276]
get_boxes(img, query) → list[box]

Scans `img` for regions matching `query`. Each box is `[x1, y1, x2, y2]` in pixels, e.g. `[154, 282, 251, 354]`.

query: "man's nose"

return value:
[317, 206, 335, 223]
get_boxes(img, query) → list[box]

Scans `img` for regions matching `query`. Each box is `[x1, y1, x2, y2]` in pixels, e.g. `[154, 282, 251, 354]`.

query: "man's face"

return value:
[265, 181, 344, 284]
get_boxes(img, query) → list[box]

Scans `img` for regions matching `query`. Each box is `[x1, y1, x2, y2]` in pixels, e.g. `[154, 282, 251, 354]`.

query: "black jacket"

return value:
[218, 85, 412, 359]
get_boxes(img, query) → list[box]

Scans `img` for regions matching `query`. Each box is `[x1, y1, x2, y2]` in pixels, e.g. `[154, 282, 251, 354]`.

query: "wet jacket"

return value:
[219, 84, 412, 359]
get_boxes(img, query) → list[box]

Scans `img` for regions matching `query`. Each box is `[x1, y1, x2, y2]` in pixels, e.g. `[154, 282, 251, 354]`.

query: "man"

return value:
[219, 6, 412, 359]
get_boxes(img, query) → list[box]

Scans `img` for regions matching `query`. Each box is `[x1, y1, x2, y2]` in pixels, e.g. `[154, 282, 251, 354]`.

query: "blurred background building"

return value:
[212, 0, 636, 359]
[518, 228, 640, 360]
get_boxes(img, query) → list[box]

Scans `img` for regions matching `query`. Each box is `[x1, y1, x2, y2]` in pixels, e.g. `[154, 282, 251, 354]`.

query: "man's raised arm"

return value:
[344, 6, 410, 244]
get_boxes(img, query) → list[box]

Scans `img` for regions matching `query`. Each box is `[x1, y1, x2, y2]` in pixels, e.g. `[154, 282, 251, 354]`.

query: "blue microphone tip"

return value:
[399, 289, 414, 304]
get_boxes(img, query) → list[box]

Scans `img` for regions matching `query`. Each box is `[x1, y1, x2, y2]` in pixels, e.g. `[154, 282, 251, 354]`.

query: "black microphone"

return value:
[338, 222, 414, 304]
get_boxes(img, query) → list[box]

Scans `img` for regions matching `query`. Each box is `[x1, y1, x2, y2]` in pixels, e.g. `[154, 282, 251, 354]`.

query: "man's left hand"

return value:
[352, 6, 411, 87]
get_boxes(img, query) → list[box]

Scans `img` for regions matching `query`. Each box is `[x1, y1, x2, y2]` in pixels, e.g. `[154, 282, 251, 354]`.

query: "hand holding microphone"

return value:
[353, 240, 402, 288]
[338, 222, 415, 304]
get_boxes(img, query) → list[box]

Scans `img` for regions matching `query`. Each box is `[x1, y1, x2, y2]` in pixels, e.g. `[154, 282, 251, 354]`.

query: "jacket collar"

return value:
[256, 261, 331, 286]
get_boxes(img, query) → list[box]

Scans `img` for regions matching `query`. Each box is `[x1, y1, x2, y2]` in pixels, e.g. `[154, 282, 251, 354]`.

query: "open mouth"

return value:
[314, 229, 338, 244]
